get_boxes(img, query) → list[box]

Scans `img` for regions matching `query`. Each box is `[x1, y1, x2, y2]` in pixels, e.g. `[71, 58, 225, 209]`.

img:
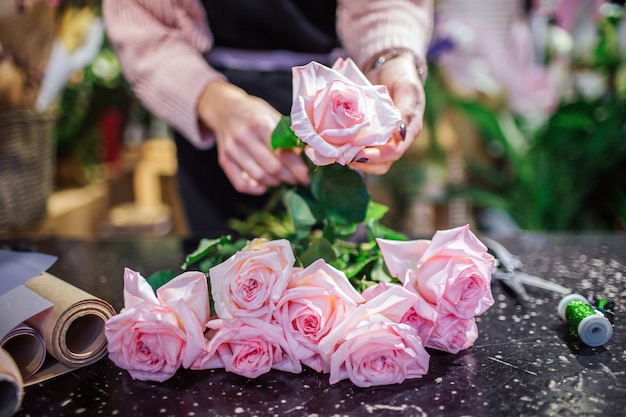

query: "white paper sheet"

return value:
[0, 285, 53, 340]
[0, 249, 58, 295]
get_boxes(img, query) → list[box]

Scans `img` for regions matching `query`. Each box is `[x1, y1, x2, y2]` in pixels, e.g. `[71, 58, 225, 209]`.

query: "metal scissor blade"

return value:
[514, 271, 571, 295]
[482, 237, 523, 272]
[492, 271, 530, 301]
[484, 237, 571, 300]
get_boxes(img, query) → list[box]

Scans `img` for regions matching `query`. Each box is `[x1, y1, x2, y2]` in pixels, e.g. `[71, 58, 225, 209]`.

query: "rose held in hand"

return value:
[291, 58, 401, 166]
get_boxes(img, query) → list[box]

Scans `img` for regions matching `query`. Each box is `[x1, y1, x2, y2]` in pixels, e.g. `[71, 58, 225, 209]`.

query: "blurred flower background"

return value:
[49, 1, 146, 188]
[381, 0, 626, 234]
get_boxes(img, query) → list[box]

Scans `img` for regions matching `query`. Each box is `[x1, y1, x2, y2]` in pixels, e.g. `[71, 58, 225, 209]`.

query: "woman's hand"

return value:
[197, 80, 309, 194]
[351, 52, 426, 174]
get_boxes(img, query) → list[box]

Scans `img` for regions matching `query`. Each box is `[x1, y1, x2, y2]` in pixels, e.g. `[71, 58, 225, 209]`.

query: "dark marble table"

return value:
[6, 233, 626, 417]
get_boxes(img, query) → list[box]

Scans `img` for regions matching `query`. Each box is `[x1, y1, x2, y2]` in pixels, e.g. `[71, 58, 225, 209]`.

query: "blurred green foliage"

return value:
[55, 37, 133, 162]
[53, 3, 142, 184]
[455, 92, 626, 230]
[426, 4, 626, 231]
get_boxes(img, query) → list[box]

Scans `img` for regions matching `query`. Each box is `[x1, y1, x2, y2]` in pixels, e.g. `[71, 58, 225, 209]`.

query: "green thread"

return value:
[559, 294, 613, 346]
[565, 300, 598, 335]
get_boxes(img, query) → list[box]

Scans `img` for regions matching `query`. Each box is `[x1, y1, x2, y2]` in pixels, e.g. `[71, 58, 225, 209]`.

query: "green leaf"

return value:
[342, 253, 378, 280]
[181, 236, 233, 269]
[550, 108, 595, 132]
[146, 270, 178, 293]
[325, 221, 359, 241]
[369, 256, 394, 283]
[311, 164, 370, 226]
[365, 201, 389, 223]
[230, 211, 294, 240]
[282, 187, 317, 239]
[367, 221, 407, 241]
[271, 116, 302, 149]
[300, 237, 337, 267]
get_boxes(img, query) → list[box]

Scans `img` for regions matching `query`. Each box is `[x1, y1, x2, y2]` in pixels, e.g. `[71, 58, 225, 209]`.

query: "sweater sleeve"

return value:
[102, 0, 225, 148]
[337, 0, 434, 70]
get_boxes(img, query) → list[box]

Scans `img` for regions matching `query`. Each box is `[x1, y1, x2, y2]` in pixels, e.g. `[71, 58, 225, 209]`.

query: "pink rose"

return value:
[425, 315, 478, 354]
[155, 271, 211, 367]
[290, 57, 401, 166]
[105, 268, 210, 381]
[192, 318, 301, 379]
[209, 238, 295, 321]
[273, 259, 364, 372]
[328, 320, 430, 387]
[363, 281, 438, 344]
[374, 239, 430, 284]
[378, 225, 495, 319]
[400, 304, 437, 347]
[319, 285, 429, 387]
[362, 281, 478, 354]
[414, 225, 494, 318]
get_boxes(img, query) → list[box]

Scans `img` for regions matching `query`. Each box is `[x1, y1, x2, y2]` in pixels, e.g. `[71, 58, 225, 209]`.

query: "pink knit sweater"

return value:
[102, 0, 433, 148]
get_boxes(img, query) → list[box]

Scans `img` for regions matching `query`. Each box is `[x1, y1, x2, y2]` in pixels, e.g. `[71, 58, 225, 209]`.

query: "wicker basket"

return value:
[0, 107, 56, 232]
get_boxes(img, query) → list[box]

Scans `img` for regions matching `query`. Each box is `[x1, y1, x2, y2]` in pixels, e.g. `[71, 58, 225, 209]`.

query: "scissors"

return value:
[482, 237, 572, 301]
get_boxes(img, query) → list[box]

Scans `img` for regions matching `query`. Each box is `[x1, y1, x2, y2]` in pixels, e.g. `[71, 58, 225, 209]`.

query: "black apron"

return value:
[175, 0, 339, 236]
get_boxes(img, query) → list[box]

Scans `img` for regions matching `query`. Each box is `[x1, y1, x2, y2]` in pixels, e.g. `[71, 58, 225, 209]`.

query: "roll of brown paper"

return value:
[0, 347, 22, 417]
[0, 324, 46, 379]
[24, 273, 116, 368]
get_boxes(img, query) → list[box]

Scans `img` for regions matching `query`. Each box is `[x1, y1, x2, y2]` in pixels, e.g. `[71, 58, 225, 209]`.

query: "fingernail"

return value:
[355, 157, 369, 163]
[399, 123, 406, 140]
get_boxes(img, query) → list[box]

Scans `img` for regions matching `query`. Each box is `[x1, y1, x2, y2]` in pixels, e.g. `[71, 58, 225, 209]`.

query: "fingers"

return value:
[349, 147, 393, 175]
[350, 159, 393, 175]
[350, 108, 423, 175]
[350, 57, 426, 174]
[349, 109, 423, 175]
[278, 149, 310, 185]
[241, 122, 309, 187]
[386, 75, 425, 151]
[374, 54, 426, 145]
[223, 150, 308, 194]
[219, 155, 267, 195]
[216, 108, 308, 194]
[398, 87, 425, 148]
[219, 130, 281, 194]
[199, 82, 307, 194]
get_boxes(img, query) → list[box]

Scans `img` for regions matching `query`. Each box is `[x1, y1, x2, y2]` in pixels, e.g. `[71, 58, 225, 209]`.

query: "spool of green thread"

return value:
[557, 293, 613, 347]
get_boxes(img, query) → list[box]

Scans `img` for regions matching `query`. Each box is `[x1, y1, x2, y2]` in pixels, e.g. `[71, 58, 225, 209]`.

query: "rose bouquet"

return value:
[104, 58, 495, 387]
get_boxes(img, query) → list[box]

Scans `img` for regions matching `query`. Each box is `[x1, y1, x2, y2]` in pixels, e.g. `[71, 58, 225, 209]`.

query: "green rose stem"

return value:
[147, 116, 408, 297]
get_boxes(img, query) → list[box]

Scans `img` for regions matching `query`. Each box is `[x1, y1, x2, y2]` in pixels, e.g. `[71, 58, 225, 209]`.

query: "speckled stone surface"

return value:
[7, 233, 626, 417]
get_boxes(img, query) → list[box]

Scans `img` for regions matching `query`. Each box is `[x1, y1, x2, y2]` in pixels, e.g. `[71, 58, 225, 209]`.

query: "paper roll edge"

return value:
[0, 347, 23, 417]
[51, 299, 116, 368]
